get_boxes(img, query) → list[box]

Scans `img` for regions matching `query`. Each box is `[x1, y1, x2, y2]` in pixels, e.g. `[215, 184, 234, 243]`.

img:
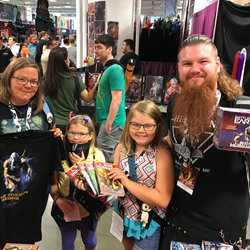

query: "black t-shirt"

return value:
[0, 46, 13, 73]
[167, 93, 249, 229]
[35, 39, 47, 63]
[0, 130, 63, 246]
[0, 98, 55, 134]
[119, 51, 141, 74]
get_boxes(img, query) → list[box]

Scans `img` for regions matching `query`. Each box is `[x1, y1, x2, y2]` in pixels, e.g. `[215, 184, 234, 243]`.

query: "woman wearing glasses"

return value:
[0, 57, 61, 135]
[107, 100, 174, 250]
[43, 47, 98, 134]
[0, 57, 62, 246]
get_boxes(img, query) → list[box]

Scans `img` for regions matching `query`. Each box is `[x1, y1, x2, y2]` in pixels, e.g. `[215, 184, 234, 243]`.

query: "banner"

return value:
[164, 0, 177, 18]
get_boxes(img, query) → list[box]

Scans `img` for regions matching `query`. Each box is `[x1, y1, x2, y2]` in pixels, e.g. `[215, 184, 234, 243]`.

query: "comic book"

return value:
[65, 163, 83, 182]
[3, 243, 38, 250]
[94, 161, 125, 196]
[84, 160, 100, 195]
[201, 241, 234, 250]
[171, 241, 201, 250]
[77, 160, 98, 196]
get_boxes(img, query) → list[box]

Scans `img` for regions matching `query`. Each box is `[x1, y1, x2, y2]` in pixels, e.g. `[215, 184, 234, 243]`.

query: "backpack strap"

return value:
[43, 99, 53, 130]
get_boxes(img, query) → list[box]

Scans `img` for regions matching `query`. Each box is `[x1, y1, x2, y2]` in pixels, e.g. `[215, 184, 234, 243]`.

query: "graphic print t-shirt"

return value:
[0, 100, 55, 134]
[167, 93, 249, 229]
[0, 130, 63, 245]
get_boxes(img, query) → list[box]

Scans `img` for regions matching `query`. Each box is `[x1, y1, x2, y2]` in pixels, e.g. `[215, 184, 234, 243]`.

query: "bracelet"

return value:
[55, 196, 61, 205]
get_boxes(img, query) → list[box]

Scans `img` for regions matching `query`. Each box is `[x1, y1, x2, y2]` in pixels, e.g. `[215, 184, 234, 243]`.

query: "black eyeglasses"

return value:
[129, 122, 156, 131]
[12, 76, 40, 87]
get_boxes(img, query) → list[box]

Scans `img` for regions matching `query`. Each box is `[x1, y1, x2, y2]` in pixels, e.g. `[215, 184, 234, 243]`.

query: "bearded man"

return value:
[160, 34, 249, 250]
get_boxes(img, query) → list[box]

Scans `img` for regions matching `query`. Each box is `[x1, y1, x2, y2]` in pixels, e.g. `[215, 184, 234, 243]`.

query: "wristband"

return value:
[55, 196, 61, 205]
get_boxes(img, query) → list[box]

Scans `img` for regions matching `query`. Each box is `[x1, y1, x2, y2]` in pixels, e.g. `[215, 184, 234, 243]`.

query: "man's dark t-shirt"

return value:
[166, 93, 249, 230]
[35, 40, 47, 63]
[0, 46, 13, 73]
[119, 51, 141, 74]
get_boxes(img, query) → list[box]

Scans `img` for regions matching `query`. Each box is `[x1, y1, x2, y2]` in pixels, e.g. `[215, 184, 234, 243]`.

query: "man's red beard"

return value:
[173, 74, 218, 139]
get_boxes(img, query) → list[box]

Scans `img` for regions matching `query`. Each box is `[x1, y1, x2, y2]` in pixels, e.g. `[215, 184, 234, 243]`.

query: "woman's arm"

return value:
[109, 147, 175, 208]
[80, 80, 98, 103]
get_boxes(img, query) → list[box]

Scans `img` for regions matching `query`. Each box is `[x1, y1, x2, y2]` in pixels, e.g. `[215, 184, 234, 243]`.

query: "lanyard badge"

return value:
[177, 161, 199, 195]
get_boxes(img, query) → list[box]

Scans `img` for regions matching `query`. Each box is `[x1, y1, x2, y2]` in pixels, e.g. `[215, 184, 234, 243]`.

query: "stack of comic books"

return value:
[66, 159, 125, 197]
[170, 241, 233, 250]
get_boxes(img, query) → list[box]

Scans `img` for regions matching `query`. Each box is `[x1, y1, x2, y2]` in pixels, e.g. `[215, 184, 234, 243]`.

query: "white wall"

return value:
[88, 0, 134, 60]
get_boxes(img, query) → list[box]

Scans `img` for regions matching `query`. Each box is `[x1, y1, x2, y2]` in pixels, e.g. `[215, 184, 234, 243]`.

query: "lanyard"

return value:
[8, 102, 32, 132]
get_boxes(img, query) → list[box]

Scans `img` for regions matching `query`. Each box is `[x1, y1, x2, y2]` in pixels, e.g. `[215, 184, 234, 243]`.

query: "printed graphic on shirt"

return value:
[1, 150, 34, 204]
[1, 115, 44, 134]
[170, 115, 215, 167]
[96, 76, 106, 108]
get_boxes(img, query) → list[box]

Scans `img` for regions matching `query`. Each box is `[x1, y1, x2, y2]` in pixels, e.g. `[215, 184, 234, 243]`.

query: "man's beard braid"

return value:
[173, 74, 218, 141]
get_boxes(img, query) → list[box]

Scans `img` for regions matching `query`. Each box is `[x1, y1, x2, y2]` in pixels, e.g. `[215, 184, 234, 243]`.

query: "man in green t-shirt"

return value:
[95, 34, 126, 163]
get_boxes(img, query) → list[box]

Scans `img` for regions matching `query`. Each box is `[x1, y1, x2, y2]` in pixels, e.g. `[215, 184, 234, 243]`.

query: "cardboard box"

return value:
[3, 243, 38, 250]
[213, 107, 250, 152]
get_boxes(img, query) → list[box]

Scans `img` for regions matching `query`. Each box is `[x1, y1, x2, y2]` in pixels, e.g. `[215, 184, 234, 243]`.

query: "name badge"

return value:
[177, 162, 199, 195]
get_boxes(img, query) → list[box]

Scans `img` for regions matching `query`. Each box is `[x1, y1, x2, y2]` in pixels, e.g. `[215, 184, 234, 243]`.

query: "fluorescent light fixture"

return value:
[66, 2, 70, 4]
[1, 0, 10, 2]
[50, 0, 57, 2]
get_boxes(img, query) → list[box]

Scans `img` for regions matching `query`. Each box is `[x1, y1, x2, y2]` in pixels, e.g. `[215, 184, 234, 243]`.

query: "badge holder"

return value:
[177, 161, 199, 195]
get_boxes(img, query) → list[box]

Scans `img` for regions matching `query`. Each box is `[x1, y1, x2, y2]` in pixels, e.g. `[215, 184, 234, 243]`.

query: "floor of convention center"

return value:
[37, 196, 123, 250]
[37, 196, 250, 250]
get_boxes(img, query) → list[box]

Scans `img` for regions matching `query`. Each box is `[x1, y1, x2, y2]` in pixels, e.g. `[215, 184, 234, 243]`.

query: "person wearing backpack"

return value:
[94, 34, 126, 163]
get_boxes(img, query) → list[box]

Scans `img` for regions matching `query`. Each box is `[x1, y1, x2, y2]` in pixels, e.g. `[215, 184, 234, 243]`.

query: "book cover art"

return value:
[84, 161, 100, 195]
[125, 75, 143, 102]
[77, 160, 98, 196]
[171, 241, 201, 250]
[94, 161, 125, 196]
[65, 163, 83, 182]
[144, 75, 163, 104]
[202, 241, 234, 250]
[164, 76, 180, 104]
[3, 243, 38, 250]
[213, 107, 250, 152]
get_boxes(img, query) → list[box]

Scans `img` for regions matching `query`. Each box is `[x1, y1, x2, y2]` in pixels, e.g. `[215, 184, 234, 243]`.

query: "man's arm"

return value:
[105, 89, 122, 134]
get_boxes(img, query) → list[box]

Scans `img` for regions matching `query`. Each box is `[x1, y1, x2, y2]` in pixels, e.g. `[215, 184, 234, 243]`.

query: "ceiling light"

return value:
[66, 2, 70, 4]
[50, 0, 57, 2]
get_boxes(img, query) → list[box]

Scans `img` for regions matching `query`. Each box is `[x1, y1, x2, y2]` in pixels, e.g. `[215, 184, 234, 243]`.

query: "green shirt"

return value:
[96, 64, 126, 126]
[43, 72, 86, 125]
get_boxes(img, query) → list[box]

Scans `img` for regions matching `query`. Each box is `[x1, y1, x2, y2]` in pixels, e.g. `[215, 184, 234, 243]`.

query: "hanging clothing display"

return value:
[0, 130, 63, 246]
[191, 0, 218, 39]
[214, 0, 250, 95]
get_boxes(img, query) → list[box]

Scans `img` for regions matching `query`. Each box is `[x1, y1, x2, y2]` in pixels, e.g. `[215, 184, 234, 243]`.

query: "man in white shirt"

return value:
[41, 38, 57, 75]
[8, 36, 19, 58]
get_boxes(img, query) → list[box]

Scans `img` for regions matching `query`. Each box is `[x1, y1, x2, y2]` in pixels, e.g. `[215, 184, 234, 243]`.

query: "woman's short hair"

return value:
[0, 58, 44, 114]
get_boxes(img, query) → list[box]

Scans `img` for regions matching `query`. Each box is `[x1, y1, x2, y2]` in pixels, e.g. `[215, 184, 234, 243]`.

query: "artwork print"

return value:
[88, 39, 95, 58]
[144, 76, 163, 104]
[88, 22, 95, 40]
[95, 1, 105, 21]
[164, 76, 180, 104]
[125, 75, 143, 102]
[2, 150, 33, 194]
[107, 21, 119, 40]
[88, 2, 95, 22]
[95, 21, 105, 38]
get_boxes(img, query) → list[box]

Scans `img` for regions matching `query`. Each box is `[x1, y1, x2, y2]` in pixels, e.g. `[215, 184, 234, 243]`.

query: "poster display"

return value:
[95, 1, 105, 21]
[125, 75, 143, 102]
[87, 1, 106, 64]
[107, 21, 119, 40]
[144, 76, 163, 104]
[163, 76, 180, 104]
